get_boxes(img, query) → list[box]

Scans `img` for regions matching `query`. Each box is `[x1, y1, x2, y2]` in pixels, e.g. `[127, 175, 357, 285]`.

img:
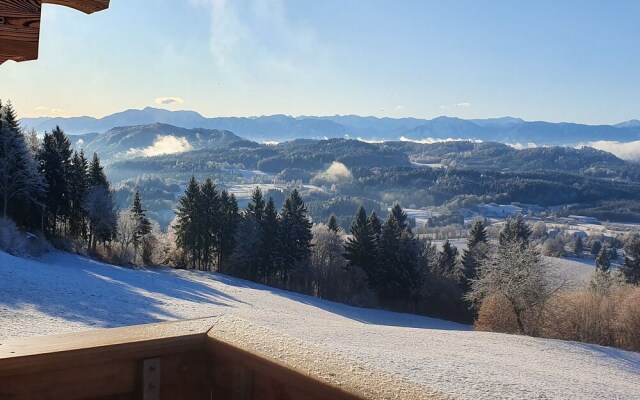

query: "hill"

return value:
[0, 251, 638, 399]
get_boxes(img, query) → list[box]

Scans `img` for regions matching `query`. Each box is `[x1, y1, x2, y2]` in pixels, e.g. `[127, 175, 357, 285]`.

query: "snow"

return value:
[1, 251, 639, 399]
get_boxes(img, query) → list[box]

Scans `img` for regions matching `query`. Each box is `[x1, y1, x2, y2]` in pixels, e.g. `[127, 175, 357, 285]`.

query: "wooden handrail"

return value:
[0, 316, 446, 399]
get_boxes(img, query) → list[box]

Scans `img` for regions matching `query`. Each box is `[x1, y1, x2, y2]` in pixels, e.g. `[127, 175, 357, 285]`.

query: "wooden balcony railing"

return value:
[0, 316, 445, 400]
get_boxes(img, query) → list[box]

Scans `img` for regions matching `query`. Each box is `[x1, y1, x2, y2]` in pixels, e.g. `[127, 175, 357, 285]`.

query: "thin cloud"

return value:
[154, 97, 184, 106]
[33, 106, 47, 111]
[457, 102, 471, 107]
[126, 135, 193, 157]
[189, 0, 326, 82]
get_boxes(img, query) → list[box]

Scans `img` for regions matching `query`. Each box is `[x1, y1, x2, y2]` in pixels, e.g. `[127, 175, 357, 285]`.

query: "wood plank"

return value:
[43, 0, 109, 14]
[0, 317, 217, 376]
[0, 0, 41, 63]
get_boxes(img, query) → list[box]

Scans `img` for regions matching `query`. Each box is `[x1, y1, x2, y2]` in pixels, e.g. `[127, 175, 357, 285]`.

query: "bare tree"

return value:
[311, 223, 347, 300]
[116, 210, 138, 262]
[466, 240, 558, 334]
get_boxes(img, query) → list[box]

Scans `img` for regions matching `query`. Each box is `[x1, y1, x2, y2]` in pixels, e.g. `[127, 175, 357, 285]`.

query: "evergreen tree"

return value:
[390, 204, 408, 230]
[574, 237, 584, 257]
[278, 189, 313, 286]
[461, 220, 488, 288]
[38, 132, 66, 235]
[131, 190, 152, 263]
[259, 197, 279, 282]
[374, 211, 421, 302]
[467, 220, 487, 248]
[327, 214, 339, 233]
[199, 178, 220, 271]
[68, 150, 89, 239]
[595, 243, 611, 273]
[88, 152, 109, 190]
[499, 214, 531, 246]
[84, 186, 117, 253]
[591, 240, 602, 257]
[175, 176, 202, 269]
[344, 206, 376, 279]
[0, 103, 45, 225]
[438, 239, 459, 276]
[619, 232, 640, 284]
[367, 210, 382, 245]
[218, 190, 239, 268]
[246, 187, 265, 221]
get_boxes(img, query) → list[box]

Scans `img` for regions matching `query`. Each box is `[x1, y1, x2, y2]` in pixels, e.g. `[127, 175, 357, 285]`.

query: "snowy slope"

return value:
[0, 251, 639, 399]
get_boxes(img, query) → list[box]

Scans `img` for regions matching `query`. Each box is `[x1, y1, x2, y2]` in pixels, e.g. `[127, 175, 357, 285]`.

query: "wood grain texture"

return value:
[43, 0, 109, 14]
[0, 0, 41, 63]
[0, 0, 109, 64]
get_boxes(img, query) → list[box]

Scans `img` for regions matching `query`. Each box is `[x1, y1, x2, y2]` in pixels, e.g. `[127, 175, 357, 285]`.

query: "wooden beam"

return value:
[0, 0, 109, 65]
[43, 0, 109, 15]
[0, 0, 42, 64]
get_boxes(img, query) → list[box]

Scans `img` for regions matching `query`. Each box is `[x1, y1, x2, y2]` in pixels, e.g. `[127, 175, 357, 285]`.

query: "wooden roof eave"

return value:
[0, 0, 110, 65]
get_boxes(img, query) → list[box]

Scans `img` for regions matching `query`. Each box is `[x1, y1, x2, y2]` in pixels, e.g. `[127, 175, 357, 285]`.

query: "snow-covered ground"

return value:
[1, 251, 639, 399]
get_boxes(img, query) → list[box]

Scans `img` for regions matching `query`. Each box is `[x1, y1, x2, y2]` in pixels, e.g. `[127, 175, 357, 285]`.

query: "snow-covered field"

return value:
[1, 251, 639, 399]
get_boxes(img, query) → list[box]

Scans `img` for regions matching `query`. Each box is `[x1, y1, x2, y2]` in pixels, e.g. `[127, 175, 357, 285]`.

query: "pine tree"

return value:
[68, 150, 89, 239]
[131, 190, 152, 264]
[175, 176, 202, 269]
[367, 210, 382, 245]
[461, 220, 488, 288]
[591, 240, 602, 257]
[199, 179, 220, 271]
[574, 236, 584, 257]
[38, 132, 66, 235]
[259, 197, 279, 282]
[390, 204, 408, 230]
[344, 205, 375, 279]
[619, 232, 640, 284]
[438, 239, 459, 276]
[327, 214, 339, 233]
[467, 220, 487, 248]
[246, 187, 265, 221]
[374, 210, 421, 302]
[278, 189, 312, 286]
[595, 243, 611, 273]
[0, 103, 45, 225]
[88, 152, 109, 190]
[499, 214, 531, 246]
[218, 190, 239, 268]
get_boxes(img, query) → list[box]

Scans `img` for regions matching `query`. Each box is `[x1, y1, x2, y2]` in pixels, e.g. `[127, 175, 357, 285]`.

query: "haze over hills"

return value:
[21, 107, 640, 146]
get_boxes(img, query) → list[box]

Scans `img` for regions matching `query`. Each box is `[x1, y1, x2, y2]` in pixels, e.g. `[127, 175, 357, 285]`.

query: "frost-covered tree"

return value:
[499, 214, 531, 246]
[130, 190, 152, 263]
[466, 239, 553, 334]
[311, 223, 347, 300]
[619, 232, 640, 284]
[116, 210, 138, 261]
[84, 186, 117, 253]
[595, 243, 611, 273]
[573, 236, 584, 257]
[327, 214, 340, 233]
[0, 111, 45, 221]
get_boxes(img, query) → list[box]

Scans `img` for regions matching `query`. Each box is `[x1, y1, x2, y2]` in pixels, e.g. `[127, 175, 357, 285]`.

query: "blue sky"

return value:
[1, 0, 639, 124]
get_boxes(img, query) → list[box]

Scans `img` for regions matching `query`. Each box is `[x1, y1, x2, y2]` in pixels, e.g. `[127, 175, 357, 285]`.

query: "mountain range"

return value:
[20, 107, 640, 145]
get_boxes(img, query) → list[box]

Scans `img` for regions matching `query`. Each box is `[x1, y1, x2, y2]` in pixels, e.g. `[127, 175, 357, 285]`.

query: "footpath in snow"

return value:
[0, 251, 639, 399]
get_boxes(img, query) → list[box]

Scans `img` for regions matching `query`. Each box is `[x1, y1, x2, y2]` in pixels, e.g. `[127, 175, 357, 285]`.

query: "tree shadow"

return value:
[0, 252, 239, 331]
